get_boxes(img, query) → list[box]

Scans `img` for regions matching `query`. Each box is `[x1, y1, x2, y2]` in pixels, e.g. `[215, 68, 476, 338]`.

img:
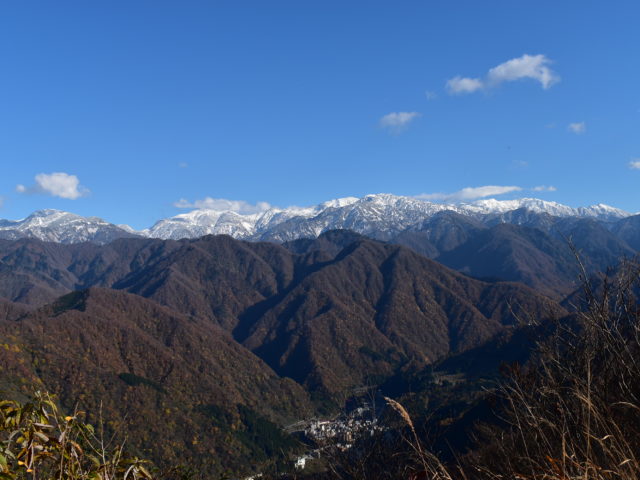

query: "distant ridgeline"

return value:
[0, 194, 634, 245]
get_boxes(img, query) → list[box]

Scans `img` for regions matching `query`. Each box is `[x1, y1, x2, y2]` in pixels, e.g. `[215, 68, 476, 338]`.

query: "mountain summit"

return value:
[0, 209, 139, 244]
[0, 194, 631, 244]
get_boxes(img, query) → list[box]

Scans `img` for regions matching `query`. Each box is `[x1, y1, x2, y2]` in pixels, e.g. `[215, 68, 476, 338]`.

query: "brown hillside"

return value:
[0, 287, 311, 474]
[238, 239, 564, 393]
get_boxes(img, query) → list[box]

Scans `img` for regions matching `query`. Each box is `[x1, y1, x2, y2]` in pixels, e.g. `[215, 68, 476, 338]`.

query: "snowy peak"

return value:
[0, 209, 140, 244]
[575, 203, 630, 219]
[468, 198, 629, 220]
[0, 195, 632, 245]
[145, 194, 631, 242]
[145, 209, 262, 240]
[318, 196, 360, 209]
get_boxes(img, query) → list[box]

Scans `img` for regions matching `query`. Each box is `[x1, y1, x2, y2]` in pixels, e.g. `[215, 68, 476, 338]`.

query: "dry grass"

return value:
[464, 260, 640, 480]
[0, 391, 154, 480]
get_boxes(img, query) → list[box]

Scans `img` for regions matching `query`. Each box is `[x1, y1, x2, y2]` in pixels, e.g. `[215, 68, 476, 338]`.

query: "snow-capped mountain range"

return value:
[0, 209, 140, 244]
[0, 194, 633, 245]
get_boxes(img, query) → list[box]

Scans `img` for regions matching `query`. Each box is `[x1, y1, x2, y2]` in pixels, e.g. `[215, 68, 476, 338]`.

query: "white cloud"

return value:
[532, 185, 557, 192]
[425, 90, 438, 100]
[173, 197, 272, 214]
[629, 160, 640, 170]
[446, 54, 560, 95]
[446, 76, 483, 95]
[35, 173, 86, 199]
[379, 112, 421, 133]
[487, 54, 559, 89]
[417, 185, 522, 202]
[16, 172, 88, 199]
[568, 122, 586, 134]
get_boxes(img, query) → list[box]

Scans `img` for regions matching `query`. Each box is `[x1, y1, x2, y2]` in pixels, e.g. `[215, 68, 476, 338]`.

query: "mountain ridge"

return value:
[0, 194, 633, 244]
[0, 232, 565, 473]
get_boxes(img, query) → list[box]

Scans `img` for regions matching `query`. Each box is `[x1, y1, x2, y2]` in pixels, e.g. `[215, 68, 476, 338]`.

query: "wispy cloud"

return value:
[446, 76, 483, 95]
[178, 162, 188, 168]
[173, 197, 272, 214]
[532, 185, 557, 192]
[568, 122, 586, 134]
[425, 90, 438, 100]
[629, 159, 640, 170]
[379, 112, 421, 133]
[511, 160, 529, 169]
[446, 54, 560, 95]
[417, 185, 523, 202]
[16, 172, 88, 199]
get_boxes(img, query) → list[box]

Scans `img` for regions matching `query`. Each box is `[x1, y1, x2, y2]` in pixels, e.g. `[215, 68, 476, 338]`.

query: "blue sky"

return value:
[0, 1, 638, 228]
